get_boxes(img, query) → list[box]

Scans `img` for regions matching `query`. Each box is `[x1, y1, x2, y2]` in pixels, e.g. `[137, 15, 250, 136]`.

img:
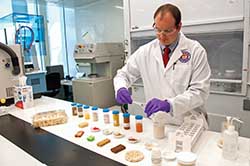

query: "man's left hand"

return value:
[144, 98, 171, 117]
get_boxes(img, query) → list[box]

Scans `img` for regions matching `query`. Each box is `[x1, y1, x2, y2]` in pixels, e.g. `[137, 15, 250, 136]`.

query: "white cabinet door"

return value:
[129, 1, 160, 31]
[129, 0, 243, 31]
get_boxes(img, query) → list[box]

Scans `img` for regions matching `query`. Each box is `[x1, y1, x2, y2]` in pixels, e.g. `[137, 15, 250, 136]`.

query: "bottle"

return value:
[222, 125, 238, 160]
[103, 108, 110, 124]
[71, 103, 77, 116]
[83, 105, 90, 120]
[153, 122, 165, 139]
[77, 104, 83, 118]
[135, 115, 143, 133]
[123, 113, 130, 130]
[151, 147, 162, 165]
[92, 106, 98, 122]
[112, 110, 120, 127]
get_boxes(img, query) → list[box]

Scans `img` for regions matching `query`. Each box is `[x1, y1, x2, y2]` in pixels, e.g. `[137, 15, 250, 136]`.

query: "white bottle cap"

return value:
[228, 125, 235, 132]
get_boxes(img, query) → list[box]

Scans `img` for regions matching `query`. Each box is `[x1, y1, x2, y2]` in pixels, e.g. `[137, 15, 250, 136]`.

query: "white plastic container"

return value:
[153, 122, 165, 139]
[177, 152, 197, 166]
[222, 125, 238, 160]
[151, 147, 162, 165]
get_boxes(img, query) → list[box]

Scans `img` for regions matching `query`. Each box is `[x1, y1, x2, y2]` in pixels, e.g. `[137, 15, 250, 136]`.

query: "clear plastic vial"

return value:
[71, 103, 77, 116]
[91, 106, 98, 122]
[112, 110, 120, 127]
[103, 108, 110, 124]
[135, 115, 143, 133]
[83, 105, 90, 120]
[153, 122, 165, 139]
[77, 104, 83, 118]
[123, 113, 130, 130]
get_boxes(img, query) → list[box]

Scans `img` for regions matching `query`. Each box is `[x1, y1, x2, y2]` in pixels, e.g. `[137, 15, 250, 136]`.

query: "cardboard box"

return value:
[14, 85, 33, 109]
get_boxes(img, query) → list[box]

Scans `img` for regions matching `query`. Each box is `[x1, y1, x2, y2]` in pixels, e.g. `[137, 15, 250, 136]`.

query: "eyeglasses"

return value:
[153, 24, 177, 36]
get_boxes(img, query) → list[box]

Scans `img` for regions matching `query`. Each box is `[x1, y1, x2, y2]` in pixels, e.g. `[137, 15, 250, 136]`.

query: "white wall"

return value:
[74, 0, 124, 43]
[0, 1, 12, 17]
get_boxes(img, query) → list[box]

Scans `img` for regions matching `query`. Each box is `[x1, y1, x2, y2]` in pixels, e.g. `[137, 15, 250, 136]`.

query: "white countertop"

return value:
[1, 96, 250, 166]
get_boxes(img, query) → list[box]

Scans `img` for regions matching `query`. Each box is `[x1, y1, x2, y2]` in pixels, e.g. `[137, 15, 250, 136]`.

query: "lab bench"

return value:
[0, 96, 249, 166]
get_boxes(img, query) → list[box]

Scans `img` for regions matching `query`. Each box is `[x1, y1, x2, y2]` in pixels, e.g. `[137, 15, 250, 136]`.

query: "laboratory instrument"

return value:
[72, 42, 124, 108]
[0, 43, 24, 106]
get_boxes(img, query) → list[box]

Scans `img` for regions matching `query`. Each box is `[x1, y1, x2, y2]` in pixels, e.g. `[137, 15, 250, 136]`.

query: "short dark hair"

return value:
[153, 4, 181, 27]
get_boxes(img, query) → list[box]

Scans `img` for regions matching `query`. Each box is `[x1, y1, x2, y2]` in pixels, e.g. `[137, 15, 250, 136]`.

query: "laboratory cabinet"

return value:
[128, 0, 243, 32]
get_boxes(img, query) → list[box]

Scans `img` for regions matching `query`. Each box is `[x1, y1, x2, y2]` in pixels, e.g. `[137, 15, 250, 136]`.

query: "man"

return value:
[113, 4, 211, 125]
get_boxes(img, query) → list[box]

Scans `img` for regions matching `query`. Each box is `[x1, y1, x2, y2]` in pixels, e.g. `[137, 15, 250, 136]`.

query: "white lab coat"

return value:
[114, 32, 211, 125]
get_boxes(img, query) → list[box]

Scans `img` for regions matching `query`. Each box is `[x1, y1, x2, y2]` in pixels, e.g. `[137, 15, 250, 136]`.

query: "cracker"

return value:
[97, 138, 111, 147]
[125, 150, 144, 162]
[78, 121, 88, 128]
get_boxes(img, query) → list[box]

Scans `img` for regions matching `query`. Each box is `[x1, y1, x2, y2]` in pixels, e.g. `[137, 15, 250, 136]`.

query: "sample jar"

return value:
[153, 122, 165, 139]
[112, 110, 120, 127]
[103, 108, 110, 124]
[77, 104, 83, 118]
[71, 103, 77, 116]
[123, 113, 130, 130]
[92, 106, 98, 122]
[151, 147, 162, 165]
[135, 115, 143, 133]
[83, 105, 90, 120]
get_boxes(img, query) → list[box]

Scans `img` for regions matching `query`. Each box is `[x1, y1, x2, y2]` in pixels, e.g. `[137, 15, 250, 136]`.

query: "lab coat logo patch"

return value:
[179, 50, 191, 63]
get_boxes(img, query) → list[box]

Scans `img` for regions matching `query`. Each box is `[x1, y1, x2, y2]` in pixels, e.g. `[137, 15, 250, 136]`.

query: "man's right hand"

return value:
[116, 87, 133, 104]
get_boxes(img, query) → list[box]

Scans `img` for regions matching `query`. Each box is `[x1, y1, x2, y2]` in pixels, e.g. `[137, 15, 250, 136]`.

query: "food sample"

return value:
[91, 127, 101, 132]
[128, 136, 140, 144]
[83, 105, 90, 120]
[77, 104, 84, 118]
[111, 144, 126, 154]
[87, 135, 95, 142]
[92, 107, 98, 122]
[102, 128, 113, 135]
[78, 121, 89, 128]
[113, 131, 124, 138]
[112, 110, 120, 127]
[97, 138, 111, 147]
[71, 103, 77, 116]
[135, 115, 143, 133]
[103, 108, 110, 124]
[75, 131, 84, 138]
[144, 142, 158, 150]
[125, 150, 144, 162]
[32, 110, 68, 128]
[153, 122, 165, 139]
[123, 113, 130, 130]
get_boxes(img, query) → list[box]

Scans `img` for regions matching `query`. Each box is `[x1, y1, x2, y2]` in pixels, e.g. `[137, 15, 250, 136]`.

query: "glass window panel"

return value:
[187, 31, 243, 80]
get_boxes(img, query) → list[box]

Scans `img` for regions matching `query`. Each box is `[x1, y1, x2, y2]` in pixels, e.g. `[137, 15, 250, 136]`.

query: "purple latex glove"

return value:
[144, 98, 170, 117]
[116, 87, 133, 104]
